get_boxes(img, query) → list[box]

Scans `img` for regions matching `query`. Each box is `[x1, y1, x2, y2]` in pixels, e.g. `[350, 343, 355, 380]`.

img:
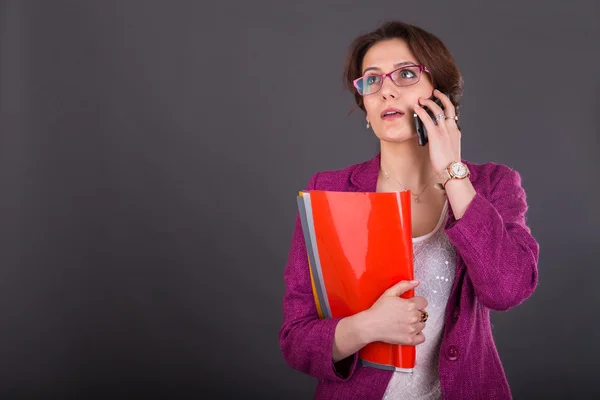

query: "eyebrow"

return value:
[362, 61, 417, 74]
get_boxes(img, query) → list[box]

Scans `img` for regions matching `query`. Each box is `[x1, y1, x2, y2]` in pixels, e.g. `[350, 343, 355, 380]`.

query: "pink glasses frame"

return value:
[352, 64, 431, 96]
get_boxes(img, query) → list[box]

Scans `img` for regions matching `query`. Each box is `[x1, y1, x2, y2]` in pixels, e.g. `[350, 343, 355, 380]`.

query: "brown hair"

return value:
[343, 21, 464, 116]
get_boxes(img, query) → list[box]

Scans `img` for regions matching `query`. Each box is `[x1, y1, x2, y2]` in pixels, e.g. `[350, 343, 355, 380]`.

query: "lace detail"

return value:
[382, 201, 456, 400]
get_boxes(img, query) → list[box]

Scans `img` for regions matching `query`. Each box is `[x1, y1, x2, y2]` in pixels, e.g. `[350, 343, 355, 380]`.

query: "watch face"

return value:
[451, 163, 468, 177]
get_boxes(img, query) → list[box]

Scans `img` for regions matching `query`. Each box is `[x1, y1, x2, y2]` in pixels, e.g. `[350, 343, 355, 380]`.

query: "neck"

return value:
[379, 139, 438, 190]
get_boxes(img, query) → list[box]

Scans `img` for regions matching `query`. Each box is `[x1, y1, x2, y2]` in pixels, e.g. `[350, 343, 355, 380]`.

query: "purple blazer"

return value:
[279, 153, 539, 400]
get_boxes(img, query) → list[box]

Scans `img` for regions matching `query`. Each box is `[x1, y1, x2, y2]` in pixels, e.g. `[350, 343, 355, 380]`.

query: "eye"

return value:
[365, 75, 381, 85]
[398, 68, 417, 79]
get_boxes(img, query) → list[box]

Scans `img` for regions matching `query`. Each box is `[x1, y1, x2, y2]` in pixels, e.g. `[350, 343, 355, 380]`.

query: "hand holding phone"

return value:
[414, 97, 444, 146]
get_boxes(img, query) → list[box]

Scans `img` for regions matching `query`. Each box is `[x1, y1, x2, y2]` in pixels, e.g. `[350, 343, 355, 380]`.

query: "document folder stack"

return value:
[297, 190, 416, 372]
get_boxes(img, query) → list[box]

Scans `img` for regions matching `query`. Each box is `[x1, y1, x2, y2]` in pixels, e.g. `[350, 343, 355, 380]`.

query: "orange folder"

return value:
[297, 190, 415, 372]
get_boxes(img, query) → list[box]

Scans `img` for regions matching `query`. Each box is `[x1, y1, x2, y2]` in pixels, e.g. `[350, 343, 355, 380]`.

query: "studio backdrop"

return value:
[0, 1, 598, 398]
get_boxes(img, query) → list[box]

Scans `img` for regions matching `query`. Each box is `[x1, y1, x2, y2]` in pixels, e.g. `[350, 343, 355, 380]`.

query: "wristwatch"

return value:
[441, 161, 470, 187]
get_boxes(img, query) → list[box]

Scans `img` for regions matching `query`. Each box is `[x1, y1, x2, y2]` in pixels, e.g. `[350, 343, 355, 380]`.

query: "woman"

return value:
[279, 20, 539, 400]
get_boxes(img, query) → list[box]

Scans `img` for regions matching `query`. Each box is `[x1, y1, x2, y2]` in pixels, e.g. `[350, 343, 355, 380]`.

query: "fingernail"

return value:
[410, 280, 419, 284]
[414, 104, 420, 108]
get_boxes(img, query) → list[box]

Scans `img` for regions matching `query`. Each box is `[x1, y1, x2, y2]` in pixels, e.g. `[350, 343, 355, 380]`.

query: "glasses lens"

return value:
[391, 66, 421, 87]
[356, 75, 382, 95]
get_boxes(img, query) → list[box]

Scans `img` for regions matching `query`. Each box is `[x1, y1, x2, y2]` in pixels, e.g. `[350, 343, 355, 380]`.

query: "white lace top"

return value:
[382, 201, 456, 400]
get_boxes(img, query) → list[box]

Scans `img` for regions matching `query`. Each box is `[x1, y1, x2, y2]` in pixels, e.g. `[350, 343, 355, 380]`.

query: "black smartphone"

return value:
[414, 97, 444, 146]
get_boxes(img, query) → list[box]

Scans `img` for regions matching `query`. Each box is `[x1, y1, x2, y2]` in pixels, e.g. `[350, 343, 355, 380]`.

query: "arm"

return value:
[278, 172, 361, 381]
[444, 166, 540, 311]
[332, 313, 372, 362]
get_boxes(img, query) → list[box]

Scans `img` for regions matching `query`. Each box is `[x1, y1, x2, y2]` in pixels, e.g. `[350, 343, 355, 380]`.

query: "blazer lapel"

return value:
[349, 153, 381, 192]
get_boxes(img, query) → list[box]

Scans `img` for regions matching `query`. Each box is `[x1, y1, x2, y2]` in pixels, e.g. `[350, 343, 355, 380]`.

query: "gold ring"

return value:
[445, 115, 458, 121]
[420, 311, 429, 323]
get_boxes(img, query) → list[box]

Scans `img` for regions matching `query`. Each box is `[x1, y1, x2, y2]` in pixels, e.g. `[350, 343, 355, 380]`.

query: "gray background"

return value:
[1, 0, 598, 398]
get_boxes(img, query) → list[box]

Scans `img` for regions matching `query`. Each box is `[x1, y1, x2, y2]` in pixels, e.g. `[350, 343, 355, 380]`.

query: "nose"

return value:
[379, 75, 399, 99]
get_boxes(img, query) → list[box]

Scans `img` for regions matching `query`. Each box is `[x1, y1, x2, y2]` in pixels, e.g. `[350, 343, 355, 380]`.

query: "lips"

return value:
[380, 107, 405, 120]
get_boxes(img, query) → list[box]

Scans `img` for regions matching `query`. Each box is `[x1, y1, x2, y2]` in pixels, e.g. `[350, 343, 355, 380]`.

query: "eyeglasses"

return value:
[353, 64, 430, 96]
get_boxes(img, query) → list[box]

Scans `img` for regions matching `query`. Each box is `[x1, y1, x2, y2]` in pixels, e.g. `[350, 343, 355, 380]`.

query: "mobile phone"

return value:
[414, 97, 444, 146]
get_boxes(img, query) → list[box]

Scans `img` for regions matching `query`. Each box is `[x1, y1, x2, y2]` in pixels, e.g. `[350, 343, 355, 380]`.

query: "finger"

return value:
[414, 103, 442, 135]
[413, 322, 426, 334]
[407, 320, 426, 333]
[433, 90, 460, 135]
[413, 332, 426, 345]
[433, 89, 457, 119]
[412, 310, 426, 324]
[384, 280, 419, 297]
[418, 97, 447, 128]
[411, 307, 430, 325]
[412, 296, 428, 310]
[399, 331, 426, 346]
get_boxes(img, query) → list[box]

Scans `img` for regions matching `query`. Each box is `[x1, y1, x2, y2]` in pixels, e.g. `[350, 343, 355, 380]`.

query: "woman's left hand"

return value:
[414, 89, 462, 176]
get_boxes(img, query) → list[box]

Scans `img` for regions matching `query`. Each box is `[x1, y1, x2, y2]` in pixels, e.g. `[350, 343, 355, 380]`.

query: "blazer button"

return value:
[446, 345, 459, 361]
[453, 309, 459, 319]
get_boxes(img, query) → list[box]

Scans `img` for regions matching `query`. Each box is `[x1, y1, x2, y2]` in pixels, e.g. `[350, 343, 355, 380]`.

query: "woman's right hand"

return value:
[361, 280, 428, 346]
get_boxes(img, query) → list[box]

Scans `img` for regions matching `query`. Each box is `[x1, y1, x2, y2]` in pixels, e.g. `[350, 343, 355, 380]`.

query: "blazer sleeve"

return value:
[278, 172, 359, 382]
[445, 166, 540, 311]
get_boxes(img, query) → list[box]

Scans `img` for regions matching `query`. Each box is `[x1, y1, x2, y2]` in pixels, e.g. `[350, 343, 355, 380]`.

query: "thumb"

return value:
[384, 280, 419, 297]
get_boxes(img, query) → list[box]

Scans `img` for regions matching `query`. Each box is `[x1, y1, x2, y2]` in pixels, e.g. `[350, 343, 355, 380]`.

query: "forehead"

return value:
[361, 38, 417, 73]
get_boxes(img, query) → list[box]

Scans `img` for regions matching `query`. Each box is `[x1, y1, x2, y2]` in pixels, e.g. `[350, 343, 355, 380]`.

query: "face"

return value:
[359, 38, 434, 144]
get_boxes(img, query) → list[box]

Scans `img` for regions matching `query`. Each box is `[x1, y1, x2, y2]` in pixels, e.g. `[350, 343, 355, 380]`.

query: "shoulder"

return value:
[304, 155, 378, 191]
